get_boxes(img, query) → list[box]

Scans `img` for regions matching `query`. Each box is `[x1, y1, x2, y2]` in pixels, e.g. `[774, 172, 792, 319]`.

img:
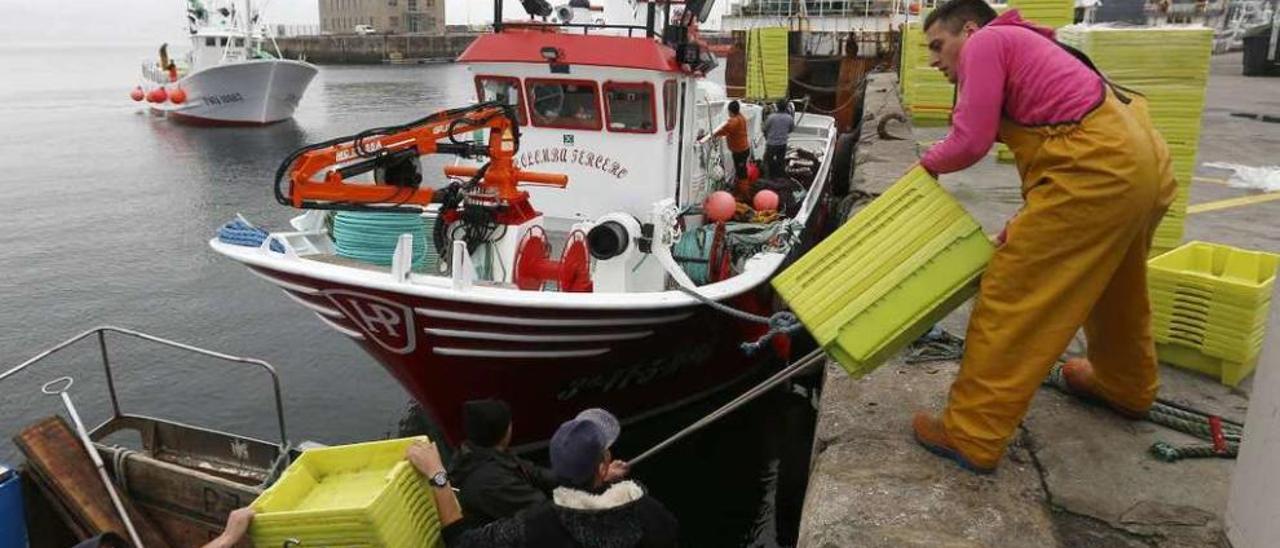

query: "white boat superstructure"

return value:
[211, 0, 859, 446]
[136, 0, 317, 125]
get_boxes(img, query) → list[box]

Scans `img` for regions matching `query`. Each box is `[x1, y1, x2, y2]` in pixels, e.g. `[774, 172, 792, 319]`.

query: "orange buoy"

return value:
[146, 87, 168, 103]
[169, 87, 187, 104]
[130, 86, 145, 102]
[909, 2, 921, 14]
[753, 189, 780, 212]
[705, 191, 737, 222]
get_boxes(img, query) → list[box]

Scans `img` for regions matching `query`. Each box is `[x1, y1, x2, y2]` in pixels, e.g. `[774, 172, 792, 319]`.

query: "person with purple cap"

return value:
[409, 408, 678, 547]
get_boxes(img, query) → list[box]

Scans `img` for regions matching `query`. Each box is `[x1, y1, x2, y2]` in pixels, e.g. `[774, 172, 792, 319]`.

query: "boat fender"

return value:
[129, 86, 144, 102]
[586, 221, 629, 260]
[169, 87, 187, 104]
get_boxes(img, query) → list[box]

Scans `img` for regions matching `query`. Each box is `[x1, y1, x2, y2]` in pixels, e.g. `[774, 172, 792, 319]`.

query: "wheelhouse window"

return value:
[475, 76, 526, 125]
[205, 37, 216, 46]
[527, 79, 601, 130]
[603, 82, 656, 134]
[663, 80, 678, 131]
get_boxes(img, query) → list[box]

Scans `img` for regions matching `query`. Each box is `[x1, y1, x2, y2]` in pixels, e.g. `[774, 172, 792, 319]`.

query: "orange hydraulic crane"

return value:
[273, 102, 567, 216]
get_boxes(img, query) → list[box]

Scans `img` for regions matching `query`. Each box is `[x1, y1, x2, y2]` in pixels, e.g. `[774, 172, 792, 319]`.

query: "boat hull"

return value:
[244, 263, 799, 448]
[150, 60, 317, 125]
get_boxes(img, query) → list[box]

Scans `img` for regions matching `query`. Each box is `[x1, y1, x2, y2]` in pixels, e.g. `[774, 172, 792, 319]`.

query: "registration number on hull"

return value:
[203, 93, 244, 106]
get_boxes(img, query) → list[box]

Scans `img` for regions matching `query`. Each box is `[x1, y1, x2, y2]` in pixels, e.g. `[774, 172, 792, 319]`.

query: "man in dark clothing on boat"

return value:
[762, 99, 795, 178]
[409, 408, 678, 547]
[449, 399, 561, 528]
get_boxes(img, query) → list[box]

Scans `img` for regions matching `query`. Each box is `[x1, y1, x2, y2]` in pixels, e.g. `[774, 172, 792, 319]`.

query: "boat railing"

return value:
[0, 326, 291, 485]
[501, 21, 654, 37]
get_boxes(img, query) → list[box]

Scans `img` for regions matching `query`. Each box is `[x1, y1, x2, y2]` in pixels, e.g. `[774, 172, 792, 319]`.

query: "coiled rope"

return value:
[218, 216, 284, 253]
[332, 211, 433, 269]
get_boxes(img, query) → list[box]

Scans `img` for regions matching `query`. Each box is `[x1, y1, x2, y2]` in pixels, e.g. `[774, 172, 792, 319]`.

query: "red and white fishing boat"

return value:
[212, 0, 856, 447]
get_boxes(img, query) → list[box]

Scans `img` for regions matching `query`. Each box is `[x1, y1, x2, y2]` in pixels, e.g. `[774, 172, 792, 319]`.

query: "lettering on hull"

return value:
[324, 290, 417, 354]
[515, 147, 630, 179]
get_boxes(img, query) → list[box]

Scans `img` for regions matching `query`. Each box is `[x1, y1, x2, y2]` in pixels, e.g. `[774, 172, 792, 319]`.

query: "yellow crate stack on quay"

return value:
[1007, 0, 1074, 29]
[1057, 25, 1214, 253]
[1147, 243, 1280, 386]
[900, 21, 956, 127]
[899, 0, 1074, 127]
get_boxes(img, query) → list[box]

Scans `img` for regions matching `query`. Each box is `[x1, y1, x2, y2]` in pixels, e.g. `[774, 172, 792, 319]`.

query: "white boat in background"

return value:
[134, 0, 317, 126]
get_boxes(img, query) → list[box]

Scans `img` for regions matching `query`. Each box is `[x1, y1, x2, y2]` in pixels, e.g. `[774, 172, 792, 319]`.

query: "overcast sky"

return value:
[0, 0, 729, 45]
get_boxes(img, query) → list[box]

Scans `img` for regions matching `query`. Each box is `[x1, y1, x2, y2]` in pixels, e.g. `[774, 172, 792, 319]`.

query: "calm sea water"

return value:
[0, 44, 816, 546]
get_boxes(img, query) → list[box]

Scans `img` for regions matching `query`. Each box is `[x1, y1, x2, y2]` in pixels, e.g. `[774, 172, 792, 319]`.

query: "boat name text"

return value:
[515, 147, 629, 179]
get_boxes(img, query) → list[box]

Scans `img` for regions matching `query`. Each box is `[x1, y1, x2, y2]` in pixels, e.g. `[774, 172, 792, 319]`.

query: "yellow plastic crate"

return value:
[251, 436, 443, 548]
[1157, 342, 1260, 387]
[773, 166, 994, 377]
[1146, 242, 1278, 385]
[1148, 242, 1279, 302]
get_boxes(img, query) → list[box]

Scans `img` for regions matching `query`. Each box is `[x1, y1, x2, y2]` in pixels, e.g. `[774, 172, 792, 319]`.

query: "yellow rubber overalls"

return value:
[941, 84, 1178, 468]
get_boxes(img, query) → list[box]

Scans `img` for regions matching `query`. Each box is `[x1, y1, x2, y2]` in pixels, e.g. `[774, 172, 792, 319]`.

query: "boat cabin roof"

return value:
[458, 29, 682, 73]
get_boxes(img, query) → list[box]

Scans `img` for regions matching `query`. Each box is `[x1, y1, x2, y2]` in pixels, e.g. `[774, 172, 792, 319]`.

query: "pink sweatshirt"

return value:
[920, 11, 1105, 174]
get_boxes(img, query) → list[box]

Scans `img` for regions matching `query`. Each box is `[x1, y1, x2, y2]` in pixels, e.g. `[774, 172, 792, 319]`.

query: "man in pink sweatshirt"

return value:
[910, 0, 1176, 473]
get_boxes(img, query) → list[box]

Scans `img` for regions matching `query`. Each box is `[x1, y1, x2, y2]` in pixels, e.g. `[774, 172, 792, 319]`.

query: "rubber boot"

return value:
[1061, 357, 1149, 419]
[911, 411, 996, 474]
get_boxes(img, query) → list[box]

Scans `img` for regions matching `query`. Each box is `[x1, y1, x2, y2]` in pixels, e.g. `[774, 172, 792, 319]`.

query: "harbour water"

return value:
[0, 44, 816, 546]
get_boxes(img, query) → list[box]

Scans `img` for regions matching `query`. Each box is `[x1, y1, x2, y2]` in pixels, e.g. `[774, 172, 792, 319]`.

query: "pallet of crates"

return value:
[773, 166, 995, 377]
[1148, 242, 1280, 386]
[250, 436, 444, 548]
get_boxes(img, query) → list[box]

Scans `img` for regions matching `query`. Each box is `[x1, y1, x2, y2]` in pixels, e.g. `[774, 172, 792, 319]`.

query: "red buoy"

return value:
[169, 87, 187, 104]
[130, 86, 145, 102]
[146, 87, 168, 103]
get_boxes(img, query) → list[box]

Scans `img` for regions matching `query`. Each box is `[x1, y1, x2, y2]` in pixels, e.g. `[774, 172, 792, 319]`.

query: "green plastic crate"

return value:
[773, 166, 994, 377]
[251, 436, 443, 548]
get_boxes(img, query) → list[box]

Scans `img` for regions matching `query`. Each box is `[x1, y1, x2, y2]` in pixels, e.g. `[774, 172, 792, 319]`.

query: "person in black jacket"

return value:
[450, 399, 560, 528]
[408, 408, 678, 548]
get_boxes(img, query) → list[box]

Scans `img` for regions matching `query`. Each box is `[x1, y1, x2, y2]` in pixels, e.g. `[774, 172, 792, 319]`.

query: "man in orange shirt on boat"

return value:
[699, 100, 754, 200]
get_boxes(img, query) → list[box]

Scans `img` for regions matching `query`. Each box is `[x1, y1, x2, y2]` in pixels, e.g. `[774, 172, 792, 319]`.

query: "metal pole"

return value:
[647, 2, 657, 38]
[97, 331, 122, 419]
[494, 0, 503, 32]
[630, 348, 826, 466]
[43, 377, 145, 548]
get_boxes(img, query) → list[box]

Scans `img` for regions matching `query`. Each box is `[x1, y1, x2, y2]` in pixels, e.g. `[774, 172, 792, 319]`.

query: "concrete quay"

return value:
[797, 53, 1280, 547]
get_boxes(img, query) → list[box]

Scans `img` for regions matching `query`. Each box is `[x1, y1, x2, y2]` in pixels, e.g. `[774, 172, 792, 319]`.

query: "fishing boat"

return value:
[211, 0, 860, 448]
[133, 0, 317, 126]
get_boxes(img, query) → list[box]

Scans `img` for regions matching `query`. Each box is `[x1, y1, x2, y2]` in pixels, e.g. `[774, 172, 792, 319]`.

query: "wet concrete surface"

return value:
[798, 52, 1279, 547]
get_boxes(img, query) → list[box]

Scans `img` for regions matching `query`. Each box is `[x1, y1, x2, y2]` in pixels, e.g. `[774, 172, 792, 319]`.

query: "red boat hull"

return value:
[249, 264, 793, 448]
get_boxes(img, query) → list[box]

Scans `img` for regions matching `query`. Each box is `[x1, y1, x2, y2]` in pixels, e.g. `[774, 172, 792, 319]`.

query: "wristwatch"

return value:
[429, 471, 449, 488]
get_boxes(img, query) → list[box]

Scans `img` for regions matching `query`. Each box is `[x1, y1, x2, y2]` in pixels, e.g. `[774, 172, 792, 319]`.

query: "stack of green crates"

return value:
[251, 437, 444, 548]
[773, 166, 995, 377]
[899, 2, 1072, 127]
[1148, 242, 1279, 387]
[1008, 0, 1075, 29]
[900, 21, 955, 127]
[1058, 25, 1213, 253]
[746, 27, 789, 100]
